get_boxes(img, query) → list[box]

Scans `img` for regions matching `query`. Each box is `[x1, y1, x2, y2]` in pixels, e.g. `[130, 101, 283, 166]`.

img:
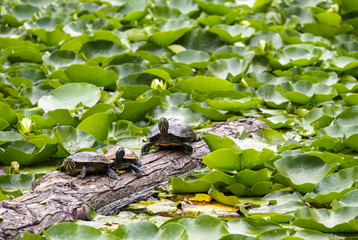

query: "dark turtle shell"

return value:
[147, 118, 196, 142]
[60, 151, 112, 176]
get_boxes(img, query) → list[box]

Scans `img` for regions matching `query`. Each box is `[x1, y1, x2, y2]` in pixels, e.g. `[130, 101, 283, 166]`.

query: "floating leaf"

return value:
[275, 80, 337, 105]
[292, 206, 358, 232]
[0, 141, 57, 166]
[54, 126, 95, 154]
[174, 76, 235, 94]
[203, 148, 275, 172]
[38, 83, 101, 112]
[76, 113, 110, 142]
[172, 50, 211, 68]
[207, 97, 263, 111]
[0, 174, 34, 192]
[45, 222, 119, 240]
[304, 166, 358, 205]
[208, 25, 255, 44]
[61, 64, 119, 87]
[177, 215, 229, 240]
[273, 153, 338, 193]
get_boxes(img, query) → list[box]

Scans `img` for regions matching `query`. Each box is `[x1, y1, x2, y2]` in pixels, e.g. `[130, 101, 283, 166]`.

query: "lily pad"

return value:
[208, 25, 256, 44]
[54, 126, 95, 154]
[174, 76, 236, 94]
[203, 148, 275, 172]
[207, 97, 263, 111]
[304, 166, 358, 205]
[44, 222, 119, 240]
[292, 206, 358, 232]
[272, 153, 338, 193]
[0, 141, 57, 166]
[275, 80, 337, 105]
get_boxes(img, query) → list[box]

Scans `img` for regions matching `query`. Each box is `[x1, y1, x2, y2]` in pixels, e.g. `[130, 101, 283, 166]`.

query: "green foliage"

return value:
[1, 0, 358, 238]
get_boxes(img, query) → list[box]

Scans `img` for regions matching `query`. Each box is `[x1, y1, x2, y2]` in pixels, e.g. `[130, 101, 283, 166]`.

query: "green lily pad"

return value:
[172, 50, 211, 68]
[292, 206, 358, 232]
[226, 218, 282, 236]
[149, 106, 206, 127]
[112, 221, 187, 240]
[331, 189, 358, 210]
[20, 85, 53, 106]
[62, 64, 118, 87]
[304, 166, 358, 205]
[203, 148, 275, 172]
[256, 84, 289, 109]
[227, 181, 272, 197]
[185, 102, 229, 121]
[0, 174, 34, 193]
[279, 29, 330, 47]
[149, 19, 195, 47]
[260, 114, 295, 129]
[207, 97, 263, 111]
[208, 25, 255, 44]
[80, 40, 128, 61]
[174, 76, 236, 94]
[76, 113, 110, 142]
[201, 133, 241, 153]
[219, 234, 259, 240]
[196, 0, 232, 16]
[0, 101, 17, 126]
[54, 125, 95, 154]
[117, 96, 162, 122]
[272, 153, 339, 193]
[43, 50, 84, 70]
[268, 44, 322, 68]
[177, 215, 229, 240]
[38, 83, 101, 112]
[208, 55, 254, 82]
[275, 80, 337, 105]
[171, 176, 212, 194]
[44, 222, 119, 240]
[322, 56, 358, 71]
[0, 131, 25, 145]
[0, 141, 57, 166]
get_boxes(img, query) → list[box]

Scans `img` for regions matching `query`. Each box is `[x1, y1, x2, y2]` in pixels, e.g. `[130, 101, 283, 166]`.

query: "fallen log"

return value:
[0, 118, 267, 239]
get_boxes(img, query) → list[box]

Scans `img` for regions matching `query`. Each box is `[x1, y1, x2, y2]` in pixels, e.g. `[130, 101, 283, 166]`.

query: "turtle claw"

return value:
[106, 167, 119, 179]
[141, 142, 153, 155]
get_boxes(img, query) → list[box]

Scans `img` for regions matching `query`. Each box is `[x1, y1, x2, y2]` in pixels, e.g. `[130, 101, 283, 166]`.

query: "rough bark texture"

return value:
[0, 118, 267, 239]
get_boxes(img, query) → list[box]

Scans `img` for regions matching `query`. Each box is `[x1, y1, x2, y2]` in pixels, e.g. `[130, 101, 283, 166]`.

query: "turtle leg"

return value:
[136, 159, 142, 167]
[180, 141, 193, 154]
[78, 166, 87, 179]
[129, 164, 143, 178]
[106, 167, 119, 179]
[141, 142, 153, 155]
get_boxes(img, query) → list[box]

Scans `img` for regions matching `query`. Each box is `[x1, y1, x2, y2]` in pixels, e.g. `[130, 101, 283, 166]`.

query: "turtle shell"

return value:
[60, 151, 111, 175]
[147, 118, 196, 141]
[104, 146, 138, 162]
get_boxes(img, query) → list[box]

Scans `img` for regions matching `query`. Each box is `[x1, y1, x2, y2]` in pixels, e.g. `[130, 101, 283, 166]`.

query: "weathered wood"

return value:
[0, 118, 267, 239]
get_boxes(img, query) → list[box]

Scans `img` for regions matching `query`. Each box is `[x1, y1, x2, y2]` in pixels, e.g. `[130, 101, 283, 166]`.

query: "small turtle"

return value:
[104, 146, 142, 178]
[60, 151, 119, 179]
[141, 117, 196, 155]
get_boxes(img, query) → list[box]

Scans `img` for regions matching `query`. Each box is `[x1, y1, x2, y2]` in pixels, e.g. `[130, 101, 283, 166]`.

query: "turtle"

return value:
[104, 146, 142, 178]
[141, 117, 196, 155]
[60, 151, 119, 179]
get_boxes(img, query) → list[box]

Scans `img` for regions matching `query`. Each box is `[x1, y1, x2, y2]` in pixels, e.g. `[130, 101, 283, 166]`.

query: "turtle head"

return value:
[114, 147, 125, 168]
[158, 117, 169, 141]
[62, 157, 76, 175]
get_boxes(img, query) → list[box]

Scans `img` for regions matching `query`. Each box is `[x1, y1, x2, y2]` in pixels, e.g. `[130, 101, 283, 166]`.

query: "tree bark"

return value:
[0, 118, 267, 239]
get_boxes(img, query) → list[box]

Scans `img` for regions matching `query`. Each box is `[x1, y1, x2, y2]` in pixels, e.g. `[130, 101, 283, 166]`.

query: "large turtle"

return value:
[141, 117, 196, 155]
[60, 151, 119, 179]
[104, 146, 142, 178]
